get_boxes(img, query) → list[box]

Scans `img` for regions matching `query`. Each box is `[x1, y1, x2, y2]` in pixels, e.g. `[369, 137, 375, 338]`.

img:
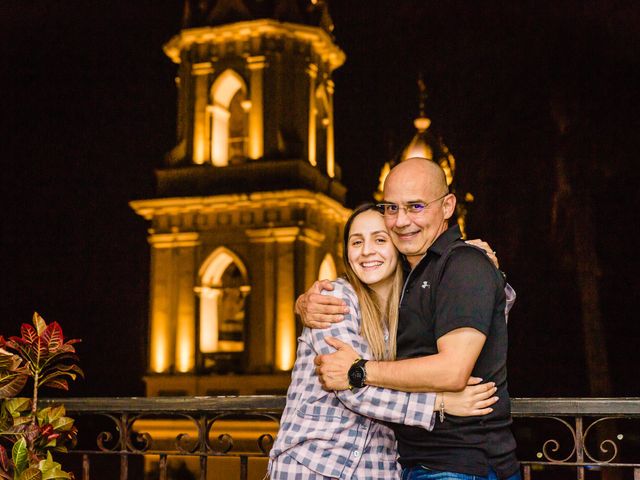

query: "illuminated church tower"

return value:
[130, 0, 349, 396]
[374, 77, 472, 237]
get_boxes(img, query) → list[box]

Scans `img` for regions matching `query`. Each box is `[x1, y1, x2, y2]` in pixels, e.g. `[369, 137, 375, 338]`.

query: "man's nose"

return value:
[394, 208, 411, 228]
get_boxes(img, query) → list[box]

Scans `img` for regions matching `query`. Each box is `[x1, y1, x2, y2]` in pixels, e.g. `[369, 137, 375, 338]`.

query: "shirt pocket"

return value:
[295, 402, 350, 440]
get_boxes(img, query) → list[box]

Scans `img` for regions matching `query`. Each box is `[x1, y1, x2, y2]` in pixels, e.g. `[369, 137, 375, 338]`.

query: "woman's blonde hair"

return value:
[342, 203, 402, 361]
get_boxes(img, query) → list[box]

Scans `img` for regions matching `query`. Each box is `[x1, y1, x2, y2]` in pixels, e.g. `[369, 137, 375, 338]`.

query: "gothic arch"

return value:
[198, 247, 250, 357]
[210, 69, 249, 166]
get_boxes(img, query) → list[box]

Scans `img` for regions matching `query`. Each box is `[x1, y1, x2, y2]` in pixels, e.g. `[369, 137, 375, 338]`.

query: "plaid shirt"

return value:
[269, 278, 436, 479]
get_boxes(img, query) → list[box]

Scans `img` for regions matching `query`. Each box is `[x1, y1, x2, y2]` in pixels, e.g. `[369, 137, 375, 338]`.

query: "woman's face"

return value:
[347, 210, 399, 292]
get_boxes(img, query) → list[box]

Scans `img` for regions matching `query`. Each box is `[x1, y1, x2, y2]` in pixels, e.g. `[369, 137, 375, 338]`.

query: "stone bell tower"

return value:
[130, 0, 350, 396]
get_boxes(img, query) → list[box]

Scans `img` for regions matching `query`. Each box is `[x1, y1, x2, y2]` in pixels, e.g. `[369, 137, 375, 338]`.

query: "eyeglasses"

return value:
[376, 193, 450, 217]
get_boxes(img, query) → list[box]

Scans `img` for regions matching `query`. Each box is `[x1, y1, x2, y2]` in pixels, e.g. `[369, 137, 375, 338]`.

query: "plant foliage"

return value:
[0, 313, 82, 479]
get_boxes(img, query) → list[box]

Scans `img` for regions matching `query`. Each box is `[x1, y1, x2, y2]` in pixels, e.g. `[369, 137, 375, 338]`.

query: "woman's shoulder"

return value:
[321, 277, 354, 294]
[321, 277, 357, 303]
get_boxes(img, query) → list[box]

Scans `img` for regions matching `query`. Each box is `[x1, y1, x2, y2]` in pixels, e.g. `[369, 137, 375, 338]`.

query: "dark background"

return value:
[2, 1, 638, 398]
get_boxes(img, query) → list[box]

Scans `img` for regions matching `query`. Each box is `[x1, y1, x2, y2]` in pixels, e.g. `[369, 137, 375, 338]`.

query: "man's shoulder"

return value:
[444, 243, 496, 271]
[439, 244, 502, 289]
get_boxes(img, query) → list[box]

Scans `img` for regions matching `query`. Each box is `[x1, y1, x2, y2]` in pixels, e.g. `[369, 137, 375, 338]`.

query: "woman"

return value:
[268, 204, 500, 479]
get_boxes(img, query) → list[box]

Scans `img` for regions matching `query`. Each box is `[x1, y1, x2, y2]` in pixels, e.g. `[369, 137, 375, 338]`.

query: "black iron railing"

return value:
[39, 396, 640, 480]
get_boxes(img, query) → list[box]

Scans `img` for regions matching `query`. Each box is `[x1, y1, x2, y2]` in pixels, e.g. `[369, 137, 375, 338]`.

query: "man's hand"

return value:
[296, 280, 349, 329]
[314, 337, 360, 390]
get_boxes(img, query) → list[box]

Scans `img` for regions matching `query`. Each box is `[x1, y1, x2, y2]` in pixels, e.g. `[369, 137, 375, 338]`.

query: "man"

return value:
[299, 158, 519, 479]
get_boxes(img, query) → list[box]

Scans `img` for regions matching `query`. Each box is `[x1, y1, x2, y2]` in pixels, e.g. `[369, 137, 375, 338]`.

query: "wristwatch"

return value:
[348, 358, 368, 390]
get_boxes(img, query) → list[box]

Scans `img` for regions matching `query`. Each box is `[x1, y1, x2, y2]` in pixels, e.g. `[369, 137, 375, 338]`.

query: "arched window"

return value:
[197, 248, 250, 371]
[210, 70, 249, 166]
[318, 253, 337, 281]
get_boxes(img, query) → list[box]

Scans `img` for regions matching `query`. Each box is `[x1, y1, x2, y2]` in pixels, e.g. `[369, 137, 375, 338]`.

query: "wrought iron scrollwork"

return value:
[582, 417, 619, 463]
[538, 417, 577, 463]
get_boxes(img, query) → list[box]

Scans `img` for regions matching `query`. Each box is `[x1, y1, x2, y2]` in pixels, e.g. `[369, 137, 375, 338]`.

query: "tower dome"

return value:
[374, 77, 471, 237]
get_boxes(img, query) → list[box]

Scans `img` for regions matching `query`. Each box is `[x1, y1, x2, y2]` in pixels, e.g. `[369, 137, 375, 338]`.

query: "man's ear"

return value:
[442, 193, 457, 220]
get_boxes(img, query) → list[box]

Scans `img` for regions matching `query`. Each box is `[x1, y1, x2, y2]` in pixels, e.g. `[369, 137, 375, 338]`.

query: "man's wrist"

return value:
[362, 360, 378, 386]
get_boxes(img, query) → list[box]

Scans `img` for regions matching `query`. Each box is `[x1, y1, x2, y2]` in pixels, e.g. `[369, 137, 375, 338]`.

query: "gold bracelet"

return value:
[439, 393, 445, 423]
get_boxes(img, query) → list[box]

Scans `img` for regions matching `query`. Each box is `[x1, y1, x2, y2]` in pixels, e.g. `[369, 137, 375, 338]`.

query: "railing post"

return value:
[575, 416, 584, 480]
[635, 467, 640, 480]
[199, 413, 208, 480]
[159, 454, 168, 480]
[523, 465, 531, 480]
[120, 412, 129, 480]
[240, 455, 248, 480]
[82, 453, 90, 480]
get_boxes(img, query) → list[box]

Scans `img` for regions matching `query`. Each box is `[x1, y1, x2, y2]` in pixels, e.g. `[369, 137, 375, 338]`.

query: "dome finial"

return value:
[417, 73, 428, 118]
[414, 73, 431, 132]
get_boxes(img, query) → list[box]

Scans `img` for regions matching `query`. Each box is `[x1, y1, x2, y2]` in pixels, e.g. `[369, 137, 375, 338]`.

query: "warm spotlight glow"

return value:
[318, 253, 337, 280]
[275, 311, 296, 371]
[199, 287, 221, 353]
[151, 331, 168, 373]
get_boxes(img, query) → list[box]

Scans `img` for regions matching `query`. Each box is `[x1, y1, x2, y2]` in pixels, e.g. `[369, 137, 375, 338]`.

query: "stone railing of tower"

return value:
[38, 396, 640, 479]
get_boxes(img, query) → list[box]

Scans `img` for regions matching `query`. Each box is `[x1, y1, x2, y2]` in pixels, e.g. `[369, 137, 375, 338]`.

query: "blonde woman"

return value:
[268, 204, 499, 479]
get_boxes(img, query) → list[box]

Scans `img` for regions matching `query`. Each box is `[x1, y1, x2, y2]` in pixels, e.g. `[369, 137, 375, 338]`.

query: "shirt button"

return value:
[353, 451, 360, 457]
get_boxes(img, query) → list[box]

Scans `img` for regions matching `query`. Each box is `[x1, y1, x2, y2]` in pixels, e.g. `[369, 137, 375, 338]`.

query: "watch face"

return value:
[351, 369, 365, 383]
[349, 362, 366, 388]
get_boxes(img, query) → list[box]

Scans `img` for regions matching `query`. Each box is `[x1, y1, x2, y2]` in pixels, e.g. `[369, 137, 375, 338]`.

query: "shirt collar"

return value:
[400, 224, 463, 272]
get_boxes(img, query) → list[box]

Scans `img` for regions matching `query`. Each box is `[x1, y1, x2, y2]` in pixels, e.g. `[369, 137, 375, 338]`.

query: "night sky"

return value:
[2, 1, 639, 398]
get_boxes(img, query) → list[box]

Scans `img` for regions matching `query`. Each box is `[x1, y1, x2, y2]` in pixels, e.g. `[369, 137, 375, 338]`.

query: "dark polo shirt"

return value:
[392, 225, 519, 478]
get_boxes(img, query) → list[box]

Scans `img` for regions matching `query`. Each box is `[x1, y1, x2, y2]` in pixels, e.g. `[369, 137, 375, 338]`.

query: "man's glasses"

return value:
[376, 193, 450, 217]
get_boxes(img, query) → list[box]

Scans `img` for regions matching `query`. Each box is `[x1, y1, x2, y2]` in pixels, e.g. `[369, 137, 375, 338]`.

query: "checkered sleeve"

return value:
[505, 282, 516, 321]
[312, 279, 437, 431]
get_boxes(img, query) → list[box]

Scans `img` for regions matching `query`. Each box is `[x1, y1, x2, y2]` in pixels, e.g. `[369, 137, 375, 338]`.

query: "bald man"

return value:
[300, 158, 520, 479]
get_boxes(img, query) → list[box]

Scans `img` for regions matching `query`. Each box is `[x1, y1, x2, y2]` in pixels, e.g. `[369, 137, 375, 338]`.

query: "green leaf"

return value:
[19, 468, 42, 480]
[45, 406, 64, 423]
[11, 437, 28, 475]
[50, 417, 73, 433]
[4, 398, 31, 417]
[38, 453, 71, 480]
[33, 313, 47, 337]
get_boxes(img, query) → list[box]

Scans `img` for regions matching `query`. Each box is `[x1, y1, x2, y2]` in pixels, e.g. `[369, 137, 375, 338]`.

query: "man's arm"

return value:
[316, 328, 485, 392]
[295, 280, 349, 329]
[366, 328, 486, 391]
[310, 281, 438, 429]
[317, 248, 497, 392]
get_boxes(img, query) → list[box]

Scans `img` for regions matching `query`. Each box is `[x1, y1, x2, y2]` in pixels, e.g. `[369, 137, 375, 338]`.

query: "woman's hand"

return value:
[465, 238, 499, 269]
[437, 377, 498, 417]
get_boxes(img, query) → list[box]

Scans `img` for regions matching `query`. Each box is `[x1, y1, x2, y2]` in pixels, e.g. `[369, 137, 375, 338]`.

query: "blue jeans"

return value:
[401, 466, 521, 480]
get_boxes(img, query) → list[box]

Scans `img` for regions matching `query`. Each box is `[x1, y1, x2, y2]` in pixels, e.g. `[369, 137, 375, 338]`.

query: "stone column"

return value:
[247, 56, 266, 160]
[306, 64, 318, 166]
[192, 62, 214, 164]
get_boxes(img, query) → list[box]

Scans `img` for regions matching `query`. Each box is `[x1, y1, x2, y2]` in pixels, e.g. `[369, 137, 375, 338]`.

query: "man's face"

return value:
[382, 166, 454, 264]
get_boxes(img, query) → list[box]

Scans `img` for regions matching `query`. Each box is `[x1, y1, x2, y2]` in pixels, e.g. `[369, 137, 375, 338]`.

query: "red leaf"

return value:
[0, 444, 8, 470]
[0, 372, 28, 397]
[43, 322, 64, 352]
[20, 324, 38, 344]
[42, 378, 69, 390]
